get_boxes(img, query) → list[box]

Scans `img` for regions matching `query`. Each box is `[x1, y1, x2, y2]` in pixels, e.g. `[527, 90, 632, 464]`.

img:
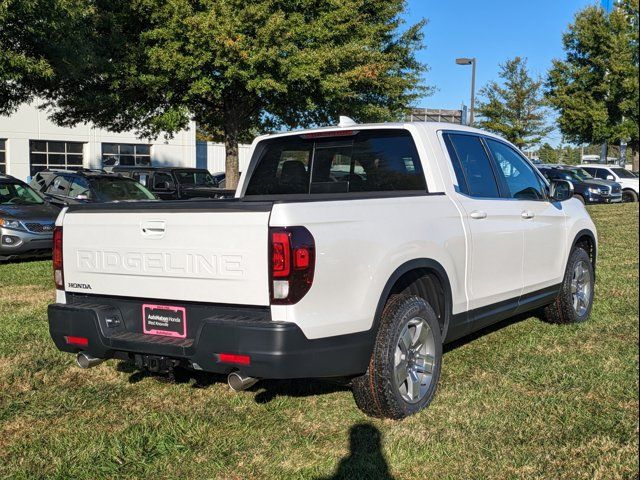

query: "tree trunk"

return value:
[223, 101, 241, 191]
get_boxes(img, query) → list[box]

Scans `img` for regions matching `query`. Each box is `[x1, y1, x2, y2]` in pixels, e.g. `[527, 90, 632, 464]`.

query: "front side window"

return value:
[0, 139, 6, 174]
[153, 172, 174, 190]
[485, 139, 546, 200]
[102, 143, 151, 167]
[245, 130, 426, 196]
[68, 177, 92, 199]
[29, 141, 84, 176]
[593, 168, 611, 180]
[0, 182, 44, 205]
[444, 133, 500, 198]
[175, 170, 216, 187]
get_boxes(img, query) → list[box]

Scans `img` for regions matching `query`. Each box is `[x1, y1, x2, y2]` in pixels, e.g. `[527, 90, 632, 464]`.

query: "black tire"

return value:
[574, 194, 586, 204]
[622, 190, 638, 203]
[541, 247, 594, 324]
[352, 295, 442, 419]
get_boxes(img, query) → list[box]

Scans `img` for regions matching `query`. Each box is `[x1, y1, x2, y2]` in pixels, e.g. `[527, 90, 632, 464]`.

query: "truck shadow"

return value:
[317, 423, 394, 480]
[115, 361, 349, 401]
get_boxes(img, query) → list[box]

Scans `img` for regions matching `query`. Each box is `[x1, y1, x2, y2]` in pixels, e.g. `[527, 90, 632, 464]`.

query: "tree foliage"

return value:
[475, 57, 552, 149]
[546, 0, 639, 168]
[1, 0, 429, 188]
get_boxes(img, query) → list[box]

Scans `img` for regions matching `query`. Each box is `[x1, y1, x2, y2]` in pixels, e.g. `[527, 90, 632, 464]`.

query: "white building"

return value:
[0, 101, 252, 182]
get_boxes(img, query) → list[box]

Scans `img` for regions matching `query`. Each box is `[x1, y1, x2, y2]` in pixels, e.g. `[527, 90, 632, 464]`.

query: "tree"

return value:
[475, 57, 552, 149]
[1, 1, 429, 189]
[537, 142, 559, 164]
[546, 0, 639, 170]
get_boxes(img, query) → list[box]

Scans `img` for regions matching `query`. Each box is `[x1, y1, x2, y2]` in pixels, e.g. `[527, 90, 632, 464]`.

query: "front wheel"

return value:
[541, 247, 594, 324]
[622, 190, 638, 203]
[352, 295, 442, 419]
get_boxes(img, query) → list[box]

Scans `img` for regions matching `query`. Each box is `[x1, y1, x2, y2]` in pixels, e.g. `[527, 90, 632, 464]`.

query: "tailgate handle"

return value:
[141, 221, 166, 237]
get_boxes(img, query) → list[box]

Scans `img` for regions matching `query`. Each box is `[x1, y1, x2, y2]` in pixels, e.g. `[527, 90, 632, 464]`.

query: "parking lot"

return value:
[1, 202, 637, 479]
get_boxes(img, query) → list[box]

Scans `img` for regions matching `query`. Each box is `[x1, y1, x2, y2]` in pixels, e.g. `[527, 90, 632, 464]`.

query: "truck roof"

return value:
[255, 121, 505, 143]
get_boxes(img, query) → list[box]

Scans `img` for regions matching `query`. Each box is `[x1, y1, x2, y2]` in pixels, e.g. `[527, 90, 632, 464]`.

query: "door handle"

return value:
[470, 210, 487, 220]
[521, 211, 535, 219]
[141, 220, 166, 237]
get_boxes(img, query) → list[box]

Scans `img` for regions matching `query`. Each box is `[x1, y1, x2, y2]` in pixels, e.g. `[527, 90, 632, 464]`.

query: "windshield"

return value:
[0, 182, 44, 205]
[569, 168, 593, 181]
[91, 177, 156, 202]
[611, 168, 637, 179]
[175, 170, 216, 187]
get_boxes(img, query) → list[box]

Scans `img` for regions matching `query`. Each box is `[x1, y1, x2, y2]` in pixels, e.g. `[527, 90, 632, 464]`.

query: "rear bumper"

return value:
[48, 301, 373, 379]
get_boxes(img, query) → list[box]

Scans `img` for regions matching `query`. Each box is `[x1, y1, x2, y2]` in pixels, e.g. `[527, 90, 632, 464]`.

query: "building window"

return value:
[0, 139, 6, 174]
[102, 143, 151, 167]
[29, 140, 84, 176]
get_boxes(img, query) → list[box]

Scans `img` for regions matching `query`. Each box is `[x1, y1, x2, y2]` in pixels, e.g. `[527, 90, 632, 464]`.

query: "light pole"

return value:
[456, 57, 476, 126]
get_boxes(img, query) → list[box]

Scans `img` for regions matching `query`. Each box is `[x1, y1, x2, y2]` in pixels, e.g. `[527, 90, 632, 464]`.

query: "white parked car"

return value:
[581, 164, 639, 202]
[48, 121, 597, 419]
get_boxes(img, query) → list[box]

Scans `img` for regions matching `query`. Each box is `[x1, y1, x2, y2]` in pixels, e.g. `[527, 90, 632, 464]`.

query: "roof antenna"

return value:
[338, 116, 357, 128]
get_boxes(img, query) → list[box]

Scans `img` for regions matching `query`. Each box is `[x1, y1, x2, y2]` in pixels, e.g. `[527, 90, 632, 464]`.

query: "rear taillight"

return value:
[53, 226, 64, 290]
[269, 227, 315, 304]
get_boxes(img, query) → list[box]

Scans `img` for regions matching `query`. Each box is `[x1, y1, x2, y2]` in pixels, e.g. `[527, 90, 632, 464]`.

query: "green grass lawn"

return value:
[1, 204, 638, 479]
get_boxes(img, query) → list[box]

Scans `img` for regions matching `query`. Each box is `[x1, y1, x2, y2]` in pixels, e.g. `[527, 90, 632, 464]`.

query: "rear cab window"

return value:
[244, 129, 427, 196]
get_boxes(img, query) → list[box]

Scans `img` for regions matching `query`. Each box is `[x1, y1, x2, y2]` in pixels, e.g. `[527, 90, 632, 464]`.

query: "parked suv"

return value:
[537, 165, 622, 204]
[30, 169, 156, 205]
[580, 164, 639, 202]
[1, 174, 60, 261]
[48, 122, 597, 419]
[112, 166, 233, 200]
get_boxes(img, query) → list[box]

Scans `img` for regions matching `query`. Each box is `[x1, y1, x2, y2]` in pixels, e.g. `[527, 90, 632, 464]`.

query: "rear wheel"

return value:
[622, 190, 638, 203]
[352, 295, 442, 419]
[541, 247, 594, 324]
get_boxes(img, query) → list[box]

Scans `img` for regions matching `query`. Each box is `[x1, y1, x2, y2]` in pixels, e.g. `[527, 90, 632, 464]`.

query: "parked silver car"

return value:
[0, 174, 61, 261]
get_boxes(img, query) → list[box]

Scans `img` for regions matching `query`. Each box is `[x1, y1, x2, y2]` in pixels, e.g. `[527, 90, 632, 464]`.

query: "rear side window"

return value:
[444, 134, 500, 198]
[244, 130, 426, 196]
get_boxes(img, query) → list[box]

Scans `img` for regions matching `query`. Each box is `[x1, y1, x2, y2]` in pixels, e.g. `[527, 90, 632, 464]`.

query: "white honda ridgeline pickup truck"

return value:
[48, 121, 597, 419]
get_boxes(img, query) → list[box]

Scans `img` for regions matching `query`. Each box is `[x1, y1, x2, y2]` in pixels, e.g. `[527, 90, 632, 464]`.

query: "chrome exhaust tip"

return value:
[76, 352, 105, 369]
[227, 372, 258, 391]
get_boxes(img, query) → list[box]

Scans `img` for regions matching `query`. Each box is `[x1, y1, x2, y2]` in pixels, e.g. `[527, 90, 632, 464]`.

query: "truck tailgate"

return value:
[61, 201, 272, 306]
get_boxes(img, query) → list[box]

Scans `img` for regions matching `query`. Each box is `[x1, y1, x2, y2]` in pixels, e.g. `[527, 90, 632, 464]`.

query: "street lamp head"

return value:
[456, 57, 474, 65]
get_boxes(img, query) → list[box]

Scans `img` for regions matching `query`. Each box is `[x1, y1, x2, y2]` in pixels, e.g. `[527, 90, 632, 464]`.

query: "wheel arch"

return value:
[571, 229, 597, 274]
[372, 259, 453, 340]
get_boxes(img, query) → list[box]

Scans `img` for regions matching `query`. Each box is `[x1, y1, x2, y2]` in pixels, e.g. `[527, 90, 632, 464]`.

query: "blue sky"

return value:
[404, 0, 598, 144]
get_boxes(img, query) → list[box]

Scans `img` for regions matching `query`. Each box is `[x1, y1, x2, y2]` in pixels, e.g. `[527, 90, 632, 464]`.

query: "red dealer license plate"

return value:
[142, 304, 187, 339]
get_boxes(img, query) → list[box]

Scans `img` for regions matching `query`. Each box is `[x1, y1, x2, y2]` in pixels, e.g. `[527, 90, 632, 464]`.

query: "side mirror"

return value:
[550, 179, 574, 202]
[606, 175, 615, 181]
[163, 181, 175, 190]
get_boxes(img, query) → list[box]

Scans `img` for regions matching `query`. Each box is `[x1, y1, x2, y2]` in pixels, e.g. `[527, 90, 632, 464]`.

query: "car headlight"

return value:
[587, 187, 602, 195]
[0, 218, 24, 230]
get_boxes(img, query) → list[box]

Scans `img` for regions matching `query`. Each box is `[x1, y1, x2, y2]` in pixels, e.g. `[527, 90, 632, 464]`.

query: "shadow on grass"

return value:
[317, 423, 393, 480]
[115, 360, 349, 401]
